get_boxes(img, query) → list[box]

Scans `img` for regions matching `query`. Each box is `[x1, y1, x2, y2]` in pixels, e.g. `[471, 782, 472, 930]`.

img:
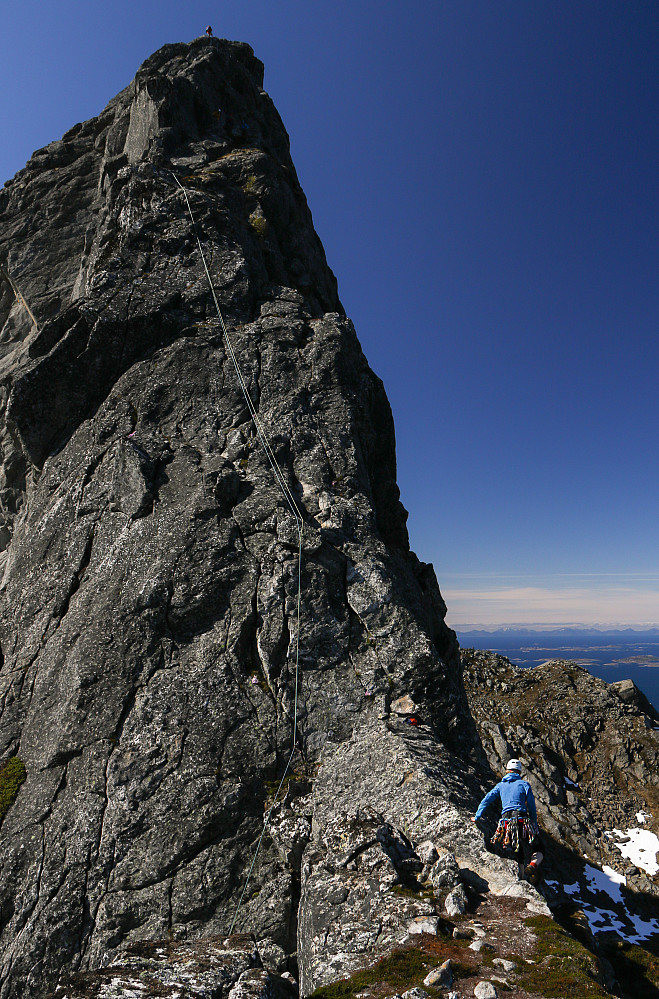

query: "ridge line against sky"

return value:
[453, 624, 659, 633]
[1, 1, 658, 628]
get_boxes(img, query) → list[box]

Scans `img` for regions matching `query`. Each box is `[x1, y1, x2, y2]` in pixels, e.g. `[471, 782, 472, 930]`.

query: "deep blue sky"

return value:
[2, 1, 658, 626]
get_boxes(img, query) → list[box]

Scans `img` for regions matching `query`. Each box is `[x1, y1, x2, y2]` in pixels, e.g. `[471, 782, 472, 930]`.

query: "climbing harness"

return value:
[172, 174, 304, 934]
[491, 811, 539, 855]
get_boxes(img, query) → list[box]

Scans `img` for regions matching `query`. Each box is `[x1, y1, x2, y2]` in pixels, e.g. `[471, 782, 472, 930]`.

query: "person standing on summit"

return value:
[471, 759, 544, 881]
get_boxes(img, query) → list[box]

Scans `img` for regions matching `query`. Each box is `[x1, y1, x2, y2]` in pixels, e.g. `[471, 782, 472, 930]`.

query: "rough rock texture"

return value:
[2, 34, 659, 999]
[54, 934, 299, 999]
[462, 650, 659, 883]
[0, 37, 465, 999]
[296, 711, 549, 995]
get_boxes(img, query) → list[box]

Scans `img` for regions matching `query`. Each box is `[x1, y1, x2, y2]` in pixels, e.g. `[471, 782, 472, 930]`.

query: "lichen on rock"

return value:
[1, 32, 659, 999]
[0, 756, 26, 826]
[0, 35, 462, 999]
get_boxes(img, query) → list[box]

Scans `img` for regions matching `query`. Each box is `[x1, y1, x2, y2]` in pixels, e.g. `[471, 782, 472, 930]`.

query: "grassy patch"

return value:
[391, 882, 436, 901]
[516, 916, 608, 998]
[263, 762, 317, 804]
[602, 939, 659, 999]
[249, 214, 268, 238]
[263, 774, 299, 799]
[0, 757, 27, 826]
[309, 945, 471, 999]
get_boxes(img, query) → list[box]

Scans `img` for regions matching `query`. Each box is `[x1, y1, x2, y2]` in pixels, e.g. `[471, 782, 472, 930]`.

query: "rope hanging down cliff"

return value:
[172, 174, 304, 933]
[0, 265, 38, 330]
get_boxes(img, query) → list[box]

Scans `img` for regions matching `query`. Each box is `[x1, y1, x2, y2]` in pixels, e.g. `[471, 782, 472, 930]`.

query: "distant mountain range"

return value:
[455, 625, 659, 639]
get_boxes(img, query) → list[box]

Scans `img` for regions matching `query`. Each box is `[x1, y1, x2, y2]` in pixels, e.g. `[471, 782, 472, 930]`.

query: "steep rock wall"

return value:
[0, 38, 464, 999]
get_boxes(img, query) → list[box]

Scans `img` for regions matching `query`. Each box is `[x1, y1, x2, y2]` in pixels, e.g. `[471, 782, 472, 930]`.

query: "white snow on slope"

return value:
[606, 826, 659, 876]
[547, 864, 659, 944]
[592, 864, 626, 903]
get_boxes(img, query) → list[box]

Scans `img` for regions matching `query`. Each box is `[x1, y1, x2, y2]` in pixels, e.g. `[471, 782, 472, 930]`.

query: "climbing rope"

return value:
[0, 264, 38, 330]
[172, 174, 304, 933]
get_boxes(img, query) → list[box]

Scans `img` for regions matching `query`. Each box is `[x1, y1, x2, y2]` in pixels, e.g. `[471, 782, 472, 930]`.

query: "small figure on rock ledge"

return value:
[471, 759, 545, 881]
[206, 25, 213, 37]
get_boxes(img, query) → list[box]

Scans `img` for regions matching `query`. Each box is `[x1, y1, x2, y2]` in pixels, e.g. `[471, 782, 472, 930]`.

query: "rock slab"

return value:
[0, 35, 462, 999]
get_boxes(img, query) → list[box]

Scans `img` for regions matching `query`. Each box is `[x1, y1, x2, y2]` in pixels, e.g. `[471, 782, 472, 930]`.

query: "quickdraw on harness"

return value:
[491, 810, 539, 854]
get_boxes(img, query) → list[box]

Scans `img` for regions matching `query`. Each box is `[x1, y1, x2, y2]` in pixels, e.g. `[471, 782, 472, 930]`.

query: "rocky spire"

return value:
[0, 38, 466, 998]
[2, 36, 659, 999]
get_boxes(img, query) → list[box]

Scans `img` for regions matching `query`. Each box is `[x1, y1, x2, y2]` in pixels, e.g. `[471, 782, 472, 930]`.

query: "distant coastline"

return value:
[455, 626, 659, 711]
[453, 624, 659, 637]
[606, 655, 659, 666]
[515, 648, 659, 666]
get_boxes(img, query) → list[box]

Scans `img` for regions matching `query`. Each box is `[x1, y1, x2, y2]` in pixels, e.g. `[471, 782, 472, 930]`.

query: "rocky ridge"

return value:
[0, 34, 658, 999]
[462, 650, 659, 878]
[0, 35, 468, 999]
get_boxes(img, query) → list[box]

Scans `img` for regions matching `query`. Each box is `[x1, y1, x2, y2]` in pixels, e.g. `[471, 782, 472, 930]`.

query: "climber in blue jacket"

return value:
[471, 759, 544, 880]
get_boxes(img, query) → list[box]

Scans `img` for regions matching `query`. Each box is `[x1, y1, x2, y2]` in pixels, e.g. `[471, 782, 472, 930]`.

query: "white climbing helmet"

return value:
[506, 759, 522, 773]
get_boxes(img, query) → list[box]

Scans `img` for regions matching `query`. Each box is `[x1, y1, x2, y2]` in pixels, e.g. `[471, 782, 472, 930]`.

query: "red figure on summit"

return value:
[206, 26, 213, 37]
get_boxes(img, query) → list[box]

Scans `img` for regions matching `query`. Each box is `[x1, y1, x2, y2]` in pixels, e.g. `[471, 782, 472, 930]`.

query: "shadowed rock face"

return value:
[0, 38, 465, 998]
[3, 36, 659, 999]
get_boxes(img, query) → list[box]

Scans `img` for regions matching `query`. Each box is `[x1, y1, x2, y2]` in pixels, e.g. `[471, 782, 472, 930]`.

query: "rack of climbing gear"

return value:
[172, 174, 304, 935]
[491, 812, 539, 854]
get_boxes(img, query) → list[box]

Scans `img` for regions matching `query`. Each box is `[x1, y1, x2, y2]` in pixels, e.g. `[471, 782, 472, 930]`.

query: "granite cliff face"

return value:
[1, 36, 658, 999]
[0, 37, 465, 999]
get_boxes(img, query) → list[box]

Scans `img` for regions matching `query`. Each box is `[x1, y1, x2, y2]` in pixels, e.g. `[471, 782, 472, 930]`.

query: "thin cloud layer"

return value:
[444, 582, 659, 627]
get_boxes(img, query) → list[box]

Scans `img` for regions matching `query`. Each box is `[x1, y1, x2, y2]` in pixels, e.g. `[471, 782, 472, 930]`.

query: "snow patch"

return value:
[597, 865, 626, 903]
[557, 864, 659, 944]
[607, 827, 659, 876]
[636, 811, 648, 824]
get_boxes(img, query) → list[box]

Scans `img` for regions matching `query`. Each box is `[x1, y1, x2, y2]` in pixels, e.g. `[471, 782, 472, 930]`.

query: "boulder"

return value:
[444, 885, 468, 916]
[429, 852, 461, 891]
[474, 984, 498, 999]
[424, 960, 452, 987]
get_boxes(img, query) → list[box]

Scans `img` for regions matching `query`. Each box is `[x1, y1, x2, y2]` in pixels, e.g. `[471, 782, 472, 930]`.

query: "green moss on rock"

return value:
[309, 945, 470, 999]
[517, 916, 608, 998]
[0, 756, 27, 826]
[602, 939, 659, 999]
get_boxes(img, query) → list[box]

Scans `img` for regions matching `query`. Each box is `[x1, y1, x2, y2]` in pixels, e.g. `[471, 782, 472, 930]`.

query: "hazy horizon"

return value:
[452, 622, 659, 633]
[442, 571, 659, 630]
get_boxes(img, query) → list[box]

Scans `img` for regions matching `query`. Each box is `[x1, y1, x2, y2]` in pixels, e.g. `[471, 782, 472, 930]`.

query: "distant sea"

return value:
[455, 630, 659, 713]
